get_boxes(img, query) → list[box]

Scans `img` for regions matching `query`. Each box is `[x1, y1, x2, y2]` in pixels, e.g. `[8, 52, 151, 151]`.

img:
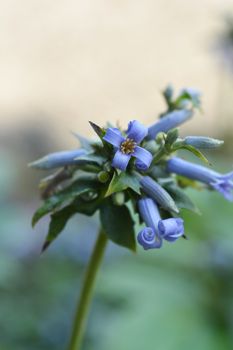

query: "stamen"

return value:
[120, 138, 137, 154]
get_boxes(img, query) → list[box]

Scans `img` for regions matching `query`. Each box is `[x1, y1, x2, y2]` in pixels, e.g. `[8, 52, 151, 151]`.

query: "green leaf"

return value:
[32, 176, 99, 227]
[100, 199, 136, 251]
[174, 89, 201, 110]
[105, 172, 141, 197]
[72, 193, 103, 216]
[89, 121, 105, 140]
[165, 128, 179, 149]
[163, 85, 173, 105]
[165, 185, 201, 214]
[42, 205, 77, 252]
[173, 144, 210, 165]
[89, 121, 113, 155]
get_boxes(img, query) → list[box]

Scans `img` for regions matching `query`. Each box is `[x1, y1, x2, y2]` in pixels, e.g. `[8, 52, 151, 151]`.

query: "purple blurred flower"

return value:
[103, 120, 152, 171]
[137, 198, 184, 250]
[147, 109, 192, 140]
[167, 157, 233, 201]
[29, 149, 87, 169]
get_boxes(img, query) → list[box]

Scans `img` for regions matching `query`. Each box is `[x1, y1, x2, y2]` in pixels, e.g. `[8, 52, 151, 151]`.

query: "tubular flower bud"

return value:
[137, 198, 184, 250]
[140, 176, 179, 213]
[147, 110, 192, 140]
[29, 149, 87, 169]
[183, 136, 224, 149]
[167, 157, 233, 201]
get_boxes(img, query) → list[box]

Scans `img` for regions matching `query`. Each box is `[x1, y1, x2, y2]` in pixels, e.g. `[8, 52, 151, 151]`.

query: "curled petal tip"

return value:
[133, 146, 153, 171]
[137, 227, 162, 250]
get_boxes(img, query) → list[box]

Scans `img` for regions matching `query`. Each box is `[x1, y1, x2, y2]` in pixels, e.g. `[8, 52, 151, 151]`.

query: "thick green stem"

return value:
[68, 230, 108, 350]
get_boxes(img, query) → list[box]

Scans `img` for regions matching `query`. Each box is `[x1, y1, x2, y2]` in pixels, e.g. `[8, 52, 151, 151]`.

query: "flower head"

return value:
[103, 120, 152, 171]
[137, 197, 184, 250]
[167, 157, 233, 201]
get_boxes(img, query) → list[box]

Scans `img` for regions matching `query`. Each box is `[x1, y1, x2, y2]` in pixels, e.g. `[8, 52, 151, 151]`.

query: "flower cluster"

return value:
[30, 86, 232, 253]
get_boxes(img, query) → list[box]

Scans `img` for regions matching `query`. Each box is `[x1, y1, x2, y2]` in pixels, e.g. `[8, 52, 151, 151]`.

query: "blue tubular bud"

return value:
[29, 149, 87, 169]
[138, 197, 161, 231]
[137, 197, 184, 250]
[167, 157, 233, 201]
[140, 176, 179, 213]
[147, 110, 193, 140]
[158, 218, 184, 242]
[137, 198, 163, 250]
[184, 136, 224, 149]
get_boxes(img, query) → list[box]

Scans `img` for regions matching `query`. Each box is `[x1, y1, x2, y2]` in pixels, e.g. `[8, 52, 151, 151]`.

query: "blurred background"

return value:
[1, 1, 233, 349]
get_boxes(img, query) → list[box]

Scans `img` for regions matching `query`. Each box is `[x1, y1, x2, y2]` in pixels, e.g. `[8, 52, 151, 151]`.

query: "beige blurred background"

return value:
[1, 0, 233, 145]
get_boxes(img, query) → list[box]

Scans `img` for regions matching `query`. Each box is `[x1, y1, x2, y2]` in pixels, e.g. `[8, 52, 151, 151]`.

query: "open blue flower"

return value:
[167, 157, 233, 201]
[137, 197, 184, 250]
[103, 120, 152, 171]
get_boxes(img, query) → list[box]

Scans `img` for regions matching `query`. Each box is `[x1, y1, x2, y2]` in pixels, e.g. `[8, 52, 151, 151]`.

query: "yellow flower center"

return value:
[120, 138, 136, 154]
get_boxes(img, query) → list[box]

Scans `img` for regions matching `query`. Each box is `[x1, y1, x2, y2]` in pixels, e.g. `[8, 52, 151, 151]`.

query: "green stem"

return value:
[68, 230, 108, 350]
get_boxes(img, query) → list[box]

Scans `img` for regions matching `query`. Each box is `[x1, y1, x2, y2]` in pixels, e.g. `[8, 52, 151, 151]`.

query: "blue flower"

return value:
[147, 109, 193, 140]
[140, 176, 179, 213]
[167, 157, 233, 201]
[137, 198, 184, 250]
[29, 149, 87, 169]
[103, 120, 152, 171]
[158, 218, 184, 242]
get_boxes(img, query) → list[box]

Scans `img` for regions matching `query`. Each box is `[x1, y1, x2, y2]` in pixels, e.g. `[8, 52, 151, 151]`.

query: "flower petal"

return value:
[103, 128, 124, 148]
[138, 197, 161, 232]
[112, 150, 131, 171]
[158, 218, 184, 242]
[219, 171, 233, 181]
[133, 146, 152, 170]
[127, 120, 148, 143]
[210, 181, 233, 201]
[167, 157, 233, 202]
[137, 227, 162, 250]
